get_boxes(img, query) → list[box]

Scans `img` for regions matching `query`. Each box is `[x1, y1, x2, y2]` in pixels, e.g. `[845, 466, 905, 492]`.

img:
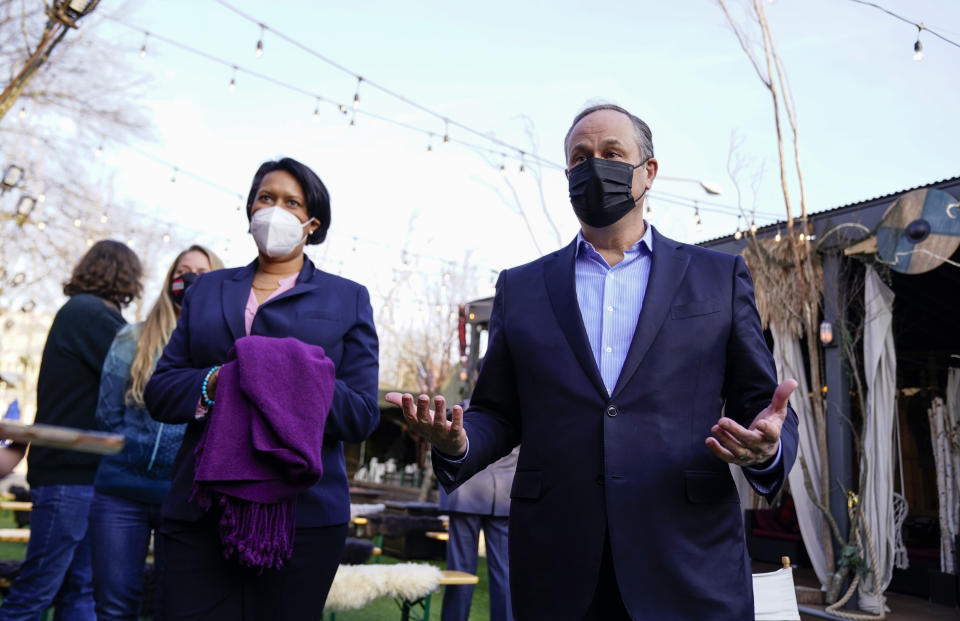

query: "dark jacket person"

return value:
[0, 240, 142, 621]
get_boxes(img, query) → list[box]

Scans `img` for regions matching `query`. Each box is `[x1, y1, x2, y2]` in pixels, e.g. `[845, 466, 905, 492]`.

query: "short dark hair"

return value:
[564, 103, 655, 162]
[245, 157, 331, 244]
[63, 240, 143, 308]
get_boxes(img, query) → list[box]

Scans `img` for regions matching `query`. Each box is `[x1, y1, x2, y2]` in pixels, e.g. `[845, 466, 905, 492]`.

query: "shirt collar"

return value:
[576, 222, 654, 259]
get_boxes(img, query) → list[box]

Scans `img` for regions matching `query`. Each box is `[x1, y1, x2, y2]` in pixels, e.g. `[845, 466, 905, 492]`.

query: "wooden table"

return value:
[0, 528, 30, 542]
[398, 570, 479, 621]
[0, 501, 31, 512]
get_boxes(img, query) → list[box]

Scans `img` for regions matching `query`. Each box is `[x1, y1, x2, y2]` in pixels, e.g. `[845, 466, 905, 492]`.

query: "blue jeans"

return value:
[0, 485, 95, 621]
[89, 492, 163, 621]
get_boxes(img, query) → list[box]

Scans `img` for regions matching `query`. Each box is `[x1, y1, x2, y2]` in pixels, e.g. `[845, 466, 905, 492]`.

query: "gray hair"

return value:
[563, 103, 655, 162]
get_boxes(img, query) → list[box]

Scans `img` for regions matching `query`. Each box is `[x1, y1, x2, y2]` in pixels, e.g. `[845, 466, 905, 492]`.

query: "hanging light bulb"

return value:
[774, 229, 782, 243]
[913, 25, 924, 60]
[87, 238, 94, 247]
[228, 66, 237, 91]
[499, 154, 506, 173]
[694, 203, 702, 230]
[645, 203, 653, 217]
[162, 233, 171, 243]
[734, 215, 742, 240]
[256, 24, 264, 58]
[18, 107, 26, 119]
[338, 104, 347, 115]
[100, 214, 108, 224]
[798, 232, 806, 242]
[426, 133, 433, 152]
[443, 119, 450, 144]
[313, 98, 320, 119]
[749, 220, 757, 235]
[519, 162, 525, 173]
[95, 144, 103, 157]
[352, 77, 362, 111]
[170, 167, 178, 183]
[37, 221, 46, 230]
[73, 218, 81, 227]
[140, 32, 148, 58]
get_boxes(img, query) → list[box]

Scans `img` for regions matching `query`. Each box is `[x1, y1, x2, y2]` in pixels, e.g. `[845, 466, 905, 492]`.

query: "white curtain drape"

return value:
[857, 266, 898, 613]
[771, 325, 829, 588]
[947, 367, 960, 570]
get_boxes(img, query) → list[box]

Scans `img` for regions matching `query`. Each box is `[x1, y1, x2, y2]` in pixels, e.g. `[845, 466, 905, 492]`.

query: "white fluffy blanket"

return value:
[349, 503, 385, 519]
[323, 563, 443, 612]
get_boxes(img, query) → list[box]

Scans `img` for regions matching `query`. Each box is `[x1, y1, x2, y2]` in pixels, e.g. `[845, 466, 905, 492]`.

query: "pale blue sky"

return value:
[85, 0, 960, 295]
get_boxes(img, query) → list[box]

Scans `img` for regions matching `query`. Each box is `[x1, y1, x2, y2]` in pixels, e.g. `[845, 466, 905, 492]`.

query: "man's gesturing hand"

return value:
[705, 378, 797, 467]
[384, 393, 468, 458]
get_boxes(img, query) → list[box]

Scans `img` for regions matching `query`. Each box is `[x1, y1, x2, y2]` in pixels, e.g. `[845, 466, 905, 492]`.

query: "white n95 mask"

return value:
[249, 207, 315, 258]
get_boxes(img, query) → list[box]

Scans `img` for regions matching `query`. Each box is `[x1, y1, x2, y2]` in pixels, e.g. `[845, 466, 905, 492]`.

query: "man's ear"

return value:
[643, 158, 659, 189]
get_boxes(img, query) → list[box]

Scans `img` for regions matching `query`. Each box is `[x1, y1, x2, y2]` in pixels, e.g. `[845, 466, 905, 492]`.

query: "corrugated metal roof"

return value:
[699, 175, 960, 246]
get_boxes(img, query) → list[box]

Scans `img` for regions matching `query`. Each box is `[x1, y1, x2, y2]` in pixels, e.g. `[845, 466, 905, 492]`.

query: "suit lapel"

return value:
[611, 228, 689, 399]
[543, 239, 608, 399]
[222, 261, 255, 342]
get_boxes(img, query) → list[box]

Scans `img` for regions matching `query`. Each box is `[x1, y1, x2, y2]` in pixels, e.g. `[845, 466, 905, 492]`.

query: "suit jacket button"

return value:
[606, 405, 619, 417]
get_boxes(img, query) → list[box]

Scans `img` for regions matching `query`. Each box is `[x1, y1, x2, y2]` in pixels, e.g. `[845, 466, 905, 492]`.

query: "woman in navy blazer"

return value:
[145, 157, 379, 620]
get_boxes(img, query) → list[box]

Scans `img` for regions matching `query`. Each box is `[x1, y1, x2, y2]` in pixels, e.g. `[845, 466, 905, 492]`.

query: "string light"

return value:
[95, 144, 103, 157]
[646, 203, 653, 217]
[228, 66, 237, 90]
[162, 233, 171, 243]
[774, 228, 782, 242]
[255, 24, 264, 58]
[846, 1, 960, 59]
[170, 167, 178, 183]
[86, 238, 94, 247]
[694, 203, 703, 231]
[749, 219, 758, 234]
[734, 215, 743, 240]
[140, 32, 148, 58]
[100, 214, 108, 223]
[798, 232, 806, 242]
[37, 221, 46, 230]
[352, 76, 362, 111]
[443, 119, 450, 144]
[18, 107, 26, 119]
[73, 218, 81, 227]
[313, 98, 320, 119]
[426, 133, 433, 152]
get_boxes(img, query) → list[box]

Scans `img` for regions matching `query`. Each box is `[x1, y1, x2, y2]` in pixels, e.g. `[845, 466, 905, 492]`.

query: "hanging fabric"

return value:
[771, 324, 829, 588]
[858, 266, 899, 613]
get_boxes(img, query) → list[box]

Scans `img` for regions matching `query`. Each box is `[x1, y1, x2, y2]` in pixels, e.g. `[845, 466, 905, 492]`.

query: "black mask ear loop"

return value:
[632, 158, 651, 205]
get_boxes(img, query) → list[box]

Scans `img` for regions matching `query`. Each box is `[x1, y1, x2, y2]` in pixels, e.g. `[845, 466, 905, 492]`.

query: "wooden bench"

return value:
[0, 501, 31, 512]
[0, 528, 29, 543]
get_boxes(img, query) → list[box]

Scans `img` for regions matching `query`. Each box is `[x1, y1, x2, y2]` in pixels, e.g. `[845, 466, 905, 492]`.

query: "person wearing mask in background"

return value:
[0, 240, 142, 621]
[145, 157, 379, 620]
[90, 245, 223, 621]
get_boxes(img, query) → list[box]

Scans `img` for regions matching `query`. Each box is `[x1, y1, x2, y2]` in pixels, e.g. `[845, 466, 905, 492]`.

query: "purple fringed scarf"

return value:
[191, 335, 335, 570]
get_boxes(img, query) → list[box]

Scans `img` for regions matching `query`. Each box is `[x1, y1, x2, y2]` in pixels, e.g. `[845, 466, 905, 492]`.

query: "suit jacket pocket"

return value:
[684, 470, 739, 504]
[510, 470, 542, 500]
[670, 298, 721, 319]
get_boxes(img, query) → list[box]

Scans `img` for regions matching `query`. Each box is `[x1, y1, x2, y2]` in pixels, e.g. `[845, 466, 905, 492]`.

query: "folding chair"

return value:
[753, 556, 801, 621]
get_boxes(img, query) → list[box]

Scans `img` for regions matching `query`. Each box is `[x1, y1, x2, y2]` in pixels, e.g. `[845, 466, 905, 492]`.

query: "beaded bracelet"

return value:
[201, 365, 221, 407]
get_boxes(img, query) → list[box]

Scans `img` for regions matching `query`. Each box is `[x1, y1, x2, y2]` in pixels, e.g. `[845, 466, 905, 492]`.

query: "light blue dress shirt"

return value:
[573, 223, 780, 472]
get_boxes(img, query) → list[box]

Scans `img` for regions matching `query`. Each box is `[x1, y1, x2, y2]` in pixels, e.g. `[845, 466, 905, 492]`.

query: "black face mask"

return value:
[568, 158, 647, 228]
[169, 272, 198, 306]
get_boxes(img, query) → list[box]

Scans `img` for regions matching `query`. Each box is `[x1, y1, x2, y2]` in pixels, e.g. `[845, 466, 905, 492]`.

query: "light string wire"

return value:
[845, 0, 960, 49]
[210, 0, 564, 170]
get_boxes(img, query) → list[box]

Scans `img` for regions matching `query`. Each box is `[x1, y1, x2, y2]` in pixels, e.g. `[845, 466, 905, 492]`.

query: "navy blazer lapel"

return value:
[222, 261, 255, 342]
[543, 239, 608, 399]
[611, 228, 690, 399]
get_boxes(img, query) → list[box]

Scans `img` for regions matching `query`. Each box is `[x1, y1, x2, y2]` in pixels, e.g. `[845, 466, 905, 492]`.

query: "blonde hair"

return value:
[126, 245, 224, 407]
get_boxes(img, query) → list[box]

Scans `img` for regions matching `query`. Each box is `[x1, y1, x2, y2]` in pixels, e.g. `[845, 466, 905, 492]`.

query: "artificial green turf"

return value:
[0, 511, 493, 621]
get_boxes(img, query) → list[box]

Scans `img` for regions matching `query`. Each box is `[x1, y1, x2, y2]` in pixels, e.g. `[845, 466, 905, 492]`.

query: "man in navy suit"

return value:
[388, 104, 799, 620]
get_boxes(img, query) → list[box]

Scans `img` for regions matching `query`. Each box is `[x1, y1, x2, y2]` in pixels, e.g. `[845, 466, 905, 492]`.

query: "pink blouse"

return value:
[244, 274, 298, 335]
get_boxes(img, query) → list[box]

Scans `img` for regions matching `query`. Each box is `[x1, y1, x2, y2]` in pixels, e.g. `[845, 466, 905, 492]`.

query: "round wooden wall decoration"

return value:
[876, 188, 960, 274]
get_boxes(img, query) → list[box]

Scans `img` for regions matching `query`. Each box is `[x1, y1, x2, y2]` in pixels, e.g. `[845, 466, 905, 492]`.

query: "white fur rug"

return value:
[323, 563, 443, 612]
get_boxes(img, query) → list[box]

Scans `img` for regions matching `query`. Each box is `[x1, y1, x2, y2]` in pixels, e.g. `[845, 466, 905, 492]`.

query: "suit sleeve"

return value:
[723, 255, 799, 499]
[434, 271, 521, 492]
[144, 286, 209, 424]
[322, 285, 380, 442]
